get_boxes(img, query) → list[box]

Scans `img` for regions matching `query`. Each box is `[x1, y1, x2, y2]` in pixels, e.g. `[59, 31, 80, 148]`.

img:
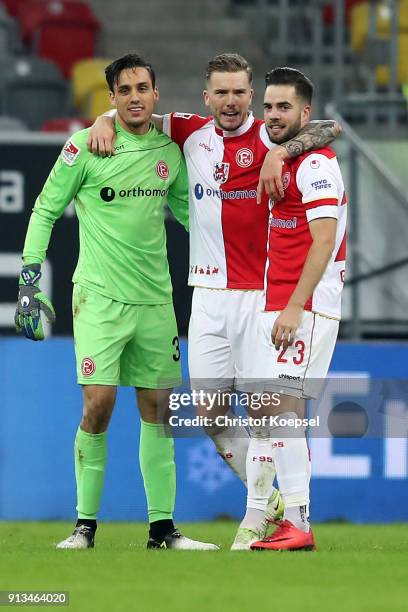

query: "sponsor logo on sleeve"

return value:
[311, 179, 332, 190]
[213, 162, 230, 184]
[156, 160, 169, 179]
[62, 140, 80, 166]
[235, 148, 253, 168]
[310, 159, 320, 169]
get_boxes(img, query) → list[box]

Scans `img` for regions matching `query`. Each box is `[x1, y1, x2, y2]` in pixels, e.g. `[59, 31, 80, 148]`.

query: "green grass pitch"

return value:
[1, 522, 407, 612]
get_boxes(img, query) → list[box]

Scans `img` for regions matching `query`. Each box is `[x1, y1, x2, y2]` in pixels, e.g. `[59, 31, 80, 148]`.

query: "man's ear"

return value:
[109, 90, 116, 108]
[302, 105, 312, 125]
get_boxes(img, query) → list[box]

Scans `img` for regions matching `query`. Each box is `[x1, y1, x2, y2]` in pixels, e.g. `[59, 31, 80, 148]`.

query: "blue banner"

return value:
[0, 339, 407, 522]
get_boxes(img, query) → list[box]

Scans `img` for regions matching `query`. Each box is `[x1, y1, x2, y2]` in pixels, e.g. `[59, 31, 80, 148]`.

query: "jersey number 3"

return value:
[172, 336, 180, 362]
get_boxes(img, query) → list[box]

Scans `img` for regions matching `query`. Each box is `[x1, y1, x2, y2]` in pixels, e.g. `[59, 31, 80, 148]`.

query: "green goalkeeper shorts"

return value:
[72, 284, 182, 388]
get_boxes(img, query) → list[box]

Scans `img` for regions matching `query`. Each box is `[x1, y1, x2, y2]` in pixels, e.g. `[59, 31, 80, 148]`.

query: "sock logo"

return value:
[252, 455, 273, 462]
[300, 504, 309, 525]
[218, 451, 233, 460]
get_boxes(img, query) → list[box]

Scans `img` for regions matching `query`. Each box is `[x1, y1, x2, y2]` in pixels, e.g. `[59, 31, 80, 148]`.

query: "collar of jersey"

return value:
[115, 119, 156, 144]
[214, 112, 254, 138]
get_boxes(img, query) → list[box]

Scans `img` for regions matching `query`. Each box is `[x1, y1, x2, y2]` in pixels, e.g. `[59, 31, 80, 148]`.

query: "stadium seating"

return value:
[0, 56, 69, 129]
[350, 0, 408, 85]
[323, 0, 365, 25]
[1, 0, 25, 17]
[71, 58, 112, 120]
[16, 0, 100, 77]
[42, 117, 92, 132]
[375, 33, 408, 86]
[0, 115, 28, 130]
[0, 3, 23, 54]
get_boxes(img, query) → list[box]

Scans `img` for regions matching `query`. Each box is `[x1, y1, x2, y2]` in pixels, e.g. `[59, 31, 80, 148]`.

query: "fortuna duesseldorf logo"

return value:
[81, 357, 96, 377]
[213, 162, 230, 184]
[156, 160, 169, 179]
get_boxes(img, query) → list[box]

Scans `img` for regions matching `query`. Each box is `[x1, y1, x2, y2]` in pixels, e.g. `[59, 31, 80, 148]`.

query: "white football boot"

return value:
[56, 525, 95, 549]
[147, 529, 219, 550]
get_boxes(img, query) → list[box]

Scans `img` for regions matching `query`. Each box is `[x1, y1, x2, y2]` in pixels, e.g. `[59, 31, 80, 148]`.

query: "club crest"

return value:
[213, 162, 230, 184]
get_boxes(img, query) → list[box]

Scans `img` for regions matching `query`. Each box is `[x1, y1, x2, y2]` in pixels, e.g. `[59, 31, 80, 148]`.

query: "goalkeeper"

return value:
[15, 53, 218, 551]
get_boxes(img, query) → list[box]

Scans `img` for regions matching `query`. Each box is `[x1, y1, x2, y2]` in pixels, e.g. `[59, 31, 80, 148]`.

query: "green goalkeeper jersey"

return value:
[23, 121, 189, 304]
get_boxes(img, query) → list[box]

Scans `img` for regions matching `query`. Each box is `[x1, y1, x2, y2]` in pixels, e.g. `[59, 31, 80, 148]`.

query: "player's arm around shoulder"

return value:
[87, 111, 165, 155]
[258, 119, 342, 203]
[166, 145, 189, 231]
[87, 109, 117, 156]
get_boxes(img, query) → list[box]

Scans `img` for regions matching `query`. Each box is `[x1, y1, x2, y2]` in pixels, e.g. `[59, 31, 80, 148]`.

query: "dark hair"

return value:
[105, 52, 156, 91]
[264, 67, 314, 104]
[205, 53, 252, 84]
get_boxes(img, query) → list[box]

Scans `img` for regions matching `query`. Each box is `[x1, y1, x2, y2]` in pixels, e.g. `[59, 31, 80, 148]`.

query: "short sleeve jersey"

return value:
[162, 112, 275, 289]
[265, 148, 347, 319]
[23, 121, 189, 304]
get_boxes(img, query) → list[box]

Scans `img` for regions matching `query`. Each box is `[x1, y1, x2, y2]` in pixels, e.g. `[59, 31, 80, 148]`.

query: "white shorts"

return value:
[188, 287, 264, 391]
[251, 310, 339, 399]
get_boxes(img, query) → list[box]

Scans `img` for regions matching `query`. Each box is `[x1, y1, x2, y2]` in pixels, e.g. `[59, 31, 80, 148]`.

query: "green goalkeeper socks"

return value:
[139, 420, 175, 522]
[75, 427, 107, 520]
[74, 422, 175, 522]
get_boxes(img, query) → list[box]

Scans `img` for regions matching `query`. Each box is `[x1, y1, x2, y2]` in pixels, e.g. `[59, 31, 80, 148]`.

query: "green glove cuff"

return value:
[19, 264, 42, 287]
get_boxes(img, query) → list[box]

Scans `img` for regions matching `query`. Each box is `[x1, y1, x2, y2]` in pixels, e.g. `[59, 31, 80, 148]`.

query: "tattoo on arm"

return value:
[281, 120, 341, 158]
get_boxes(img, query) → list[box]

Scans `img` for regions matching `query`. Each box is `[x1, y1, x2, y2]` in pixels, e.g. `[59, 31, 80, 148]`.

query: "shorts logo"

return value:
[62, 140, 80, 166]
[310, 159, 320, 169]
[81, 357, 96, 377]
[235, 148, 253, 168]
[156, 160, 169, 179]
[213, 162, 230, 184]
[282, 171, 291, 190]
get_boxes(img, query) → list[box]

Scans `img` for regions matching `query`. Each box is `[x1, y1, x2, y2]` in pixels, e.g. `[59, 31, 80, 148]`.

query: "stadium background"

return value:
[1, 0, 408, 527]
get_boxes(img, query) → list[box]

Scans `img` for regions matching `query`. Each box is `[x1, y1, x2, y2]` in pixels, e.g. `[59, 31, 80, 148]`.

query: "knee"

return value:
[81, 391, 115, 433]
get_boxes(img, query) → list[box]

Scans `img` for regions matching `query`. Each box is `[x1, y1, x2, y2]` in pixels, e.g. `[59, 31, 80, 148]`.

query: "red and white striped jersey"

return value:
[265, 147, 347, 320]
[162, 112, 275, 289]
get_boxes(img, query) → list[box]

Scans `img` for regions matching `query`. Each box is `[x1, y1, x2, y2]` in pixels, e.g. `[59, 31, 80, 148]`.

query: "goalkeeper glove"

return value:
[15, 264, 56, 341]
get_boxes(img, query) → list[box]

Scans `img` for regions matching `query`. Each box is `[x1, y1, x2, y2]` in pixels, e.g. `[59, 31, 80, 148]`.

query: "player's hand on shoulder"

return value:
[271, 304, 303, 350]
[15, 265, 56, 341]
[87, 114, 116, 157]
[257, 147, 286, 204]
